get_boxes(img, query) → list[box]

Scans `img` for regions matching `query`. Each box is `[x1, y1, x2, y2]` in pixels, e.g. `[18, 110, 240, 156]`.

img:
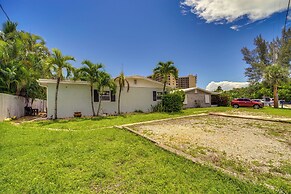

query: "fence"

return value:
[0, 93, 46, 121]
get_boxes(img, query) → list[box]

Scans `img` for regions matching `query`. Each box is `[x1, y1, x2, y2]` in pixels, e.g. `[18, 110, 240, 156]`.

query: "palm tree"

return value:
[153, 61, 178, 93]
[264, 64, 289, 108]
[79, 60, 103, 116]
[47, 48, 75, 119]
[114, 71, 129, 114]
[96, 71, 116, 116]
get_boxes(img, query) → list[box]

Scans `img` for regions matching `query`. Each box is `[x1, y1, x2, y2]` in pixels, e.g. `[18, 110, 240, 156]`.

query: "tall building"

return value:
[148, 74, 197, 89]
[176, 74, 197, 89]
[147, 74, 177, 88]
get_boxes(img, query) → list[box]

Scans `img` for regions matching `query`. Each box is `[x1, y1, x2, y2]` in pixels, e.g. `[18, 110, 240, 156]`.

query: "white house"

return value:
[38, 75, 166, 119]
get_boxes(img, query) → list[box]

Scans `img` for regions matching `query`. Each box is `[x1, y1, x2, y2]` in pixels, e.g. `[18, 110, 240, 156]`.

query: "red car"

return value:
[231, 98, 264, 109]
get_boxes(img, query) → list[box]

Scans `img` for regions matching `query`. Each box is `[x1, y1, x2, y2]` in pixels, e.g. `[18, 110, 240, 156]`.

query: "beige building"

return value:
[147, 74, 177, 88]
[176, 75, 197, 89]
[148, 74, 197, 89]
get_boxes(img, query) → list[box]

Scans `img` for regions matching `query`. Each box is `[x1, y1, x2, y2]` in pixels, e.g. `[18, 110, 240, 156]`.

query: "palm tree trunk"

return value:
[97, 89, 102, 116]
[54, 77, 60, 119]
[118, 87, 122, 114]
[163, 82, 166, 94]
[273, 83, 279, 108]
[90, 84, 96, 116]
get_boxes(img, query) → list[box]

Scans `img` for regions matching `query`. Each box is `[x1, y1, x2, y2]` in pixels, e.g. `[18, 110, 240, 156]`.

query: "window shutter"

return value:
[153, 91, 157, 101]
[94, 90, 99, 102]
[111, 91, 116, 102]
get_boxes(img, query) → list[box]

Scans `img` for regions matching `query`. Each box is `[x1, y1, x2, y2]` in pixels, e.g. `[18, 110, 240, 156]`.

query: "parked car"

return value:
[231, 98, 264, 109]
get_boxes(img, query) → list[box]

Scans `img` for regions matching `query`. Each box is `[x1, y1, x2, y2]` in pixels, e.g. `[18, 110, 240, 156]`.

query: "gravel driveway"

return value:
[132, 115, 291, 187]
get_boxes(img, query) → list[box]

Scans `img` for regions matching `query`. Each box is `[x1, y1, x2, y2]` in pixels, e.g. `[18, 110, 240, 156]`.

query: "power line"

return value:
[283, 0, 290, 33]
[0, 4, 10, 21]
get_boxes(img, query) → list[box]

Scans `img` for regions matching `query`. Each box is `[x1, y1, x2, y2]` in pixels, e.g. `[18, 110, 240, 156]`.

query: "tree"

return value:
[241, 35, 272, 83]
[114, 71, 129, 114]
[79, 60, 104, 116]
[215, 86, 223, 92]
[47, 48, 75, 119]
[264, 64, 289, 108]
[153, 61, 178, 93]
[0, 20, 50, 99]
[96, 71, 116, 116]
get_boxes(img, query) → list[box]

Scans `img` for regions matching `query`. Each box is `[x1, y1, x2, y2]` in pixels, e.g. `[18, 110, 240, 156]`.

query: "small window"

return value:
[100, 91, 110, 101]
[157, 92, 163, 101]
[134, 79, 137, 84]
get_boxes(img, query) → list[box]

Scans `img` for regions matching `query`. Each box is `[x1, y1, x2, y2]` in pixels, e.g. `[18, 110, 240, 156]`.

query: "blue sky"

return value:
[1, 0, 289, 89]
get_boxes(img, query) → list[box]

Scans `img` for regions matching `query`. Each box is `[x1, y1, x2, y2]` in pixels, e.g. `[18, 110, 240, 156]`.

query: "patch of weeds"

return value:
[270, 162, 291, 175]
[219, 157, 249, 173]
[188, 146, 208, 157]
[142, 129, 154, 136]
[252, 160, 262, 167]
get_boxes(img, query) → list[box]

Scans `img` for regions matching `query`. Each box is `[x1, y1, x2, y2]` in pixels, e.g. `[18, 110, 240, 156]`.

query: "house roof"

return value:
[181, 87, 218, 95]
[38, 75, 167, 88]
[38, 79, 90, 87]
[125, 75, 168, 87]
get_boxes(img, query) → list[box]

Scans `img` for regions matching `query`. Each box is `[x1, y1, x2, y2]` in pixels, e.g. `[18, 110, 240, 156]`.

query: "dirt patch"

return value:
[131, 115, 291, 188]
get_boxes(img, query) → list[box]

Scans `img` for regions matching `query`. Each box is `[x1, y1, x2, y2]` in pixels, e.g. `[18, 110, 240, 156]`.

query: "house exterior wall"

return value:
[183, 89, 211, 108]
[46, 77, 164, 119]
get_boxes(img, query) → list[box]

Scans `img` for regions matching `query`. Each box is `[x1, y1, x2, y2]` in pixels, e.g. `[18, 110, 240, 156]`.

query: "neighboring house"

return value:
[38, 75, 165, 119]
[182, 87, 215, 108]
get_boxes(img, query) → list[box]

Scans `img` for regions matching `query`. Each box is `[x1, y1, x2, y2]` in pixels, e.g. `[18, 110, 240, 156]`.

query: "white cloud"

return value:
[230, 25, 240, 31]
[182, 0, 288, 29]
[206, 81, 249, 91]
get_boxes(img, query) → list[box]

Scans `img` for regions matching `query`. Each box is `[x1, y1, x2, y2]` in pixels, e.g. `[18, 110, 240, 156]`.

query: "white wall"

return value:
[46, 77, 164, 119]
[0, 93, 47, 121]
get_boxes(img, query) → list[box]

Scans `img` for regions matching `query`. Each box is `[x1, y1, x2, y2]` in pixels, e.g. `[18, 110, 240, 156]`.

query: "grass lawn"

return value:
[1, 106, 289, 193]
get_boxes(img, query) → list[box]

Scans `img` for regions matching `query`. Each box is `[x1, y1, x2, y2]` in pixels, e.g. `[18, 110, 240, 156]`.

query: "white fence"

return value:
[0, 93, 46, 121]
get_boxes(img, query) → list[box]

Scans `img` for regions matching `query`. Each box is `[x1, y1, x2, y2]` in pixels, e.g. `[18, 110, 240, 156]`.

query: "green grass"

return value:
[1, 119, 271, 193]
[23, 107, 231, 131]
[231, 107, 291, 118]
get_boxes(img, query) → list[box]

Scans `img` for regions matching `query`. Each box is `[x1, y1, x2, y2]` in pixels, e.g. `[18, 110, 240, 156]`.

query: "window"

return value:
[134, 79, 137, 84]
[100, 91, 110, 101]
[157, 92, 163, 100]
[153, 91, 163, 101]
[205, 94, 210, 104]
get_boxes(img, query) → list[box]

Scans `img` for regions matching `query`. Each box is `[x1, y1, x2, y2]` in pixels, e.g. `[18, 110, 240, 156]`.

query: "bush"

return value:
[162, 91, 185, 112]
[217, 93, 230, 106]
[151, 102, 164, 112]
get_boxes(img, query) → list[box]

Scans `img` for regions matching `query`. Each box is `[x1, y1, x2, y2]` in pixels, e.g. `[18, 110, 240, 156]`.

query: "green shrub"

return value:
[162, 91, 185, 112]
[151, 102, 164, 112]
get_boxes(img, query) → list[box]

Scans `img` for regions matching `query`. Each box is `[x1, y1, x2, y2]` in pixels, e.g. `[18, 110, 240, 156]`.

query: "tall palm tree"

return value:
[264, 64, 289, 108]
[96, 71, 116, 116]
[79, 60, 103, 116]
[153, 61, 178, 93]
[48, 48, 75, 119]
[114, 71, 129, 114]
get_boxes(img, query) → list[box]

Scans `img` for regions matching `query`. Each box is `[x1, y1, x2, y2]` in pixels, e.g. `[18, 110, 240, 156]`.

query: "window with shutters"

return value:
[153, 91, 163, 101]
[100, 91, 110, 101]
